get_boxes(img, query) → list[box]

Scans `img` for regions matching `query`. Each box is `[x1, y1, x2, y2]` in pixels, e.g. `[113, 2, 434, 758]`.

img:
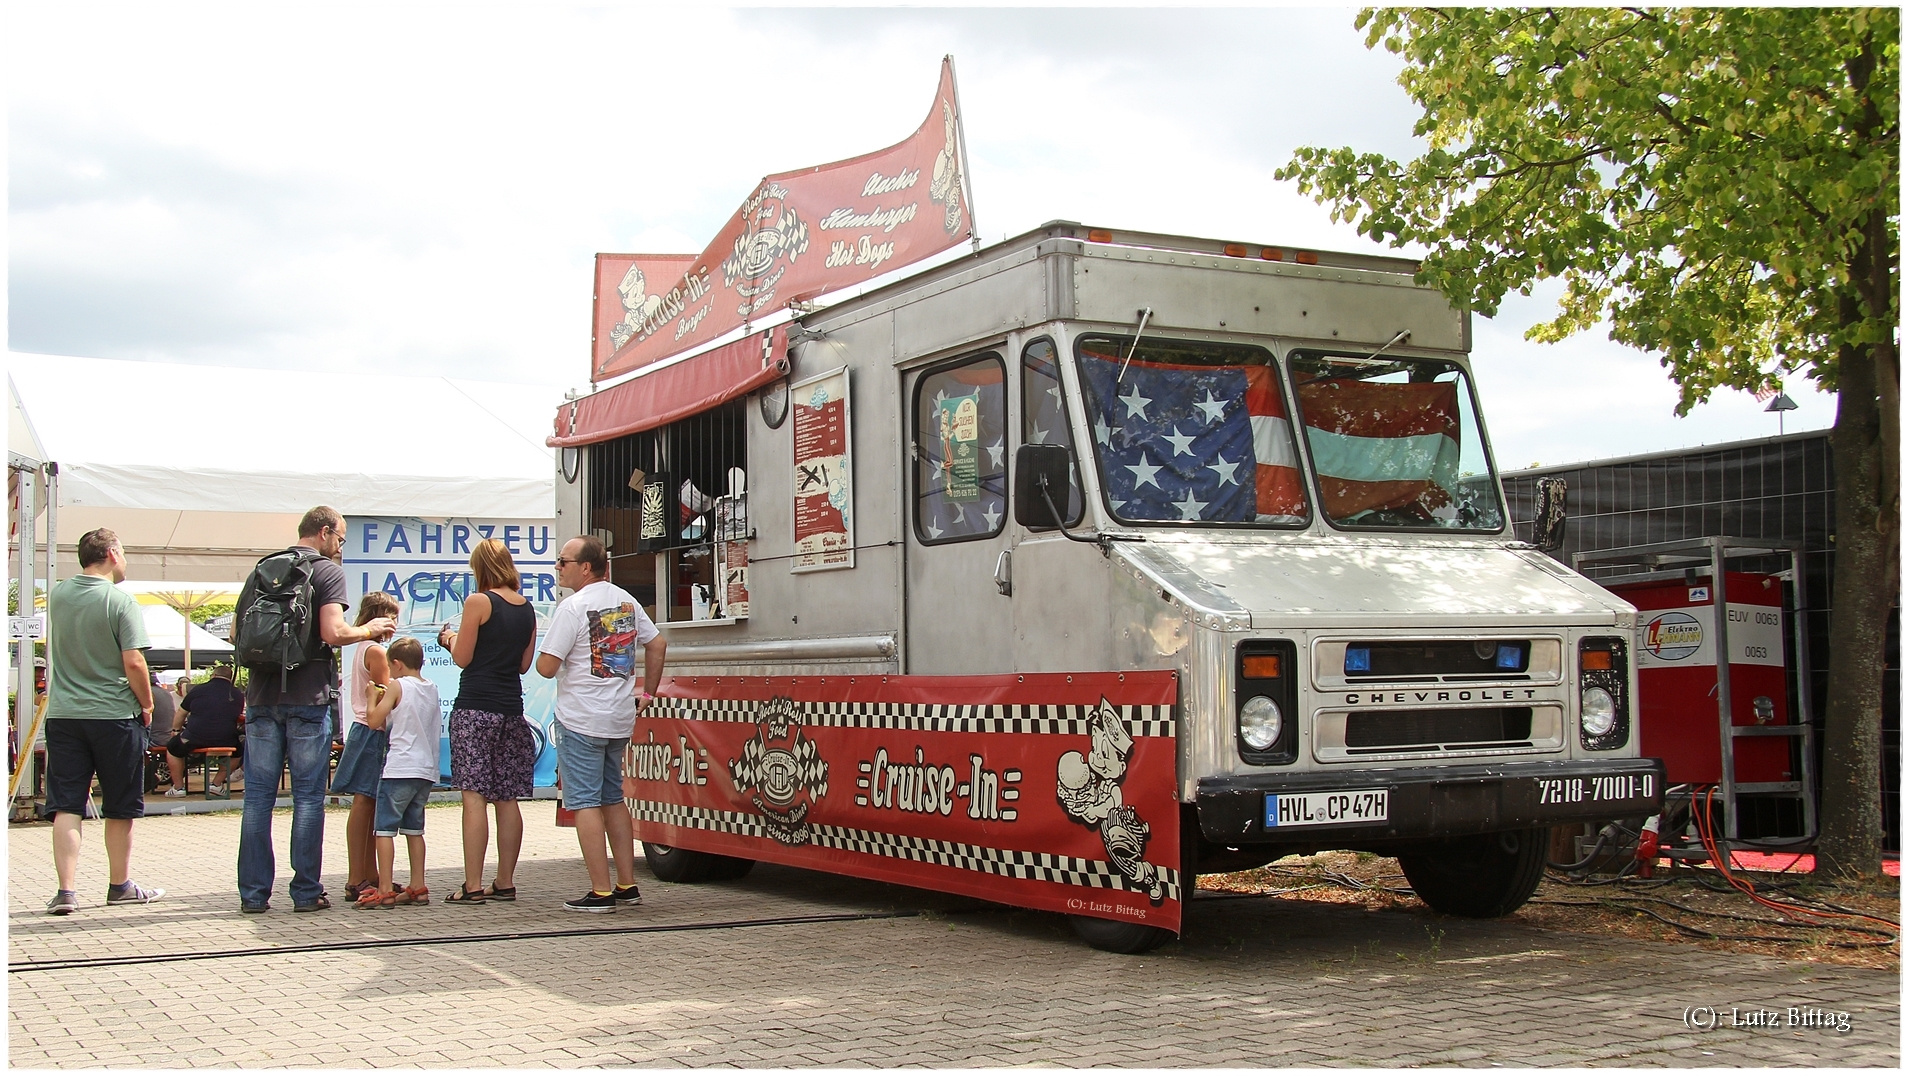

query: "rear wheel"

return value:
[1398, 827, 1549, 918]
[641, 842, 713, 883]
[1069, 915, 1173, 954]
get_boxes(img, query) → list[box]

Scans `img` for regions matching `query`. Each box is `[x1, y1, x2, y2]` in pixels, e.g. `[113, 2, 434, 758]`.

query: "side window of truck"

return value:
[913, 352, 1007, 543]
[1020, 338, 1083, 526]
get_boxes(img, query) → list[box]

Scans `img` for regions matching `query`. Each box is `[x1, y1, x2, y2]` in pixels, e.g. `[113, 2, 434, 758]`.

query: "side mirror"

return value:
[1533, 477, 1567, 552]
[1014, 444, 1073, 530]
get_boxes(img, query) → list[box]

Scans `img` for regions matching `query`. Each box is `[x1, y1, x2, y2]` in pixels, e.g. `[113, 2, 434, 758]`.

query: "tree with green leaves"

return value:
[1280, 8, 1898, 876]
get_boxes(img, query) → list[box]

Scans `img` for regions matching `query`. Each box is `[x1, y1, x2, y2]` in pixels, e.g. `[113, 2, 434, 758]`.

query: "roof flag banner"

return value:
[591, 57, 975, 383]
[593, 254, 698, 374]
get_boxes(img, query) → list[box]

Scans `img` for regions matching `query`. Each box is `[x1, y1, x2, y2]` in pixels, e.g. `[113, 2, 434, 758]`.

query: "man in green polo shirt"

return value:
[43, 528, 165, 914]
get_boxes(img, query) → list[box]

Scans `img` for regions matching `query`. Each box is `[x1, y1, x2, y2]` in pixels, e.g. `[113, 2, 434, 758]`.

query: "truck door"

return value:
[904, 349, 1014, 674]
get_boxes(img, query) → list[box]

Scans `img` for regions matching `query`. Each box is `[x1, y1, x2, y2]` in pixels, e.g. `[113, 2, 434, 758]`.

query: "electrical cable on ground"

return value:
[8, 910, 923, 975]
[1691, 784, 1901, 936]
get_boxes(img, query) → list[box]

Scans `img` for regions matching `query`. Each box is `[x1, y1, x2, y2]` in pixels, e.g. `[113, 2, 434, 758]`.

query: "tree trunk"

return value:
[1815, 328, 1898, 878]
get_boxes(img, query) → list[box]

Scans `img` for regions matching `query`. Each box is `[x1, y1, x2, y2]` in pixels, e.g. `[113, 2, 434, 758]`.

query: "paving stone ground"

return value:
[8, 801, 1898, 1067]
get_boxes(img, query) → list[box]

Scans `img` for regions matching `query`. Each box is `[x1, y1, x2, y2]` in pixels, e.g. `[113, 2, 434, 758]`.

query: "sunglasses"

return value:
[554, 556, 577, 567]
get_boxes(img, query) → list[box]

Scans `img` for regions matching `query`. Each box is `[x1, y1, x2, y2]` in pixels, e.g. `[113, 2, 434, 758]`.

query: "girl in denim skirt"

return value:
[333, 590, 399, 903]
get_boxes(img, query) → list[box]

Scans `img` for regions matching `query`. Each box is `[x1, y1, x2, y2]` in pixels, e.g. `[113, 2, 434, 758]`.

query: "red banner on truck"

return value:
[591, 57, 975, 383]
[628, 671, 1184, 933]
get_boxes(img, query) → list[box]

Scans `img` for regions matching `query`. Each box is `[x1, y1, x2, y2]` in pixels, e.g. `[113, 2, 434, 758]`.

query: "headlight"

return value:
[1581, 686, 1616, 736]
[1240, 695, 1282, 749]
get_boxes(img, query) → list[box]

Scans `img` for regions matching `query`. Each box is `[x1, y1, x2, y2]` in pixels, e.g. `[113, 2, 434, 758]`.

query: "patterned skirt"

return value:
[448, 708, 536, 802]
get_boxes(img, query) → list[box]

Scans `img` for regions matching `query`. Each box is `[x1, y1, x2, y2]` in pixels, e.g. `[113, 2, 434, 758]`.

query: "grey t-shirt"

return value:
[147, 684, 176, 745]
[241, 551, 349, 708]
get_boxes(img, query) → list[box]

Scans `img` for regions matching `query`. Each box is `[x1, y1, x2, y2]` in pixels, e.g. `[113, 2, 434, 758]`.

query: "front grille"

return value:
[1344, 640, 1530, 680]
[1344, 707, 1533, 750]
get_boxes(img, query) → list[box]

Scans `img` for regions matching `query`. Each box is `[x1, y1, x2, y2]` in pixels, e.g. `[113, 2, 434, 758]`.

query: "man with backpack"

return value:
[232, 506, 395, 913]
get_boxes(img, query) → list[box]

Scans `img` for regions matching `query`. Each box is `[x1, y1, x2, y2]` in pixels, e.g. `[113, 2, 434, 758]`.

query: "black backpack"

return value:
[234, 547, 326, 692]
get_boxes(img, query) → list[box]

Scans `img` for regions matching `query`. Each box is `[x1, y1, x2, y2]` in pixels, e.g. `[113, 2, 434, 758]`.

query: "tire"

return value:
[1069, 915, 1174, 954]
[641, 842, 713, 883]
[706, 855, 756, 882]
[1398, 827, 1550, 918]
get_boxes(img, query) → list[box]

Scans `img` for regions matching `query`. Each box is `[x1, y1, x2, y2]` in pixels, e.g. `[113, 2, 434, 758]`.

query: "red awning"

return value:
[549, 327, 787, 448]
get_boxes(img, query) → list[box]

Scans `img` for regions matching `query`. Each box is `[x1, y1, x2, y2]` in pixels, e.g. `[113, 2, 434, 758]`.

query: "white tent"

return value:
[9, 352, 564, 580]
[135, 602, 233, 670]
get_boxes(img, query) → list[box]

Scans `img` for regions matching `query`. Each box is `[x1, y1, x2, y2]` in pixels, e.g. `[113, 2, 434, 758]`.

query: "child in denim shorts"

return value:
[358, 637, 441, 909]
[334, 591, 400, 903]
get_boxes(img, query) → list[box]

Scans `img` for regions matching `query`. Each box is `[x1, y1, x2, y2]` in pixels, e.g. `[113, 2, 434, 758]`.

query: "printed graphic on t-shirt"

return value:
[588, 604, 639, 679]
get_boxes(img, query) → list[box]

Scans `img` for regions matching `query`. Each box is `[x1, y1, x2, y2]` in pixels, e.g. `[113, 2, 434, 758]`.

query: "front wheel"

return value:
[1069, 914, 1173, 954]
[642, 842, 713, 883]
[1398, 826, 1549, 918]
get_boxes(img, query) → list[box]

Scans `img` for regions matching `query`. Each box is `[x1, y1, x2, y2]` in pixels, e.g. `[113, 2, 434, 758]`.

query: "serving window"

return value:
[587, 399, 749, 622]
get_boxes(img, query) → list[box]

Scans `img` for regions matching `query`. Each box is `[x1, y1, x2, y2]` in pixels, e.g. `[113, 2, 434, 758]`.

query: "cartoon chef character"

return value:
[611, 264, 664, 349]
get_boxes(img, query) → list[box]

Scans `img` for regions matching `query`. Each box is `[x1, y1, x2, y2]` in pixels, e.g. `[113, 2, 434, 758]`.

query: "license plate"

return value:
[1265, 788, 1389, 828]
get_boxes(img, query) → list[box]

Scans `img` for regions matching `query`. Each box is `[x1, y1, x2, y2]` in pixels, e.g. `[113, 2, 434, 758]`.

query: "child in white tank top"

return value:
[361, 637, 441, 908]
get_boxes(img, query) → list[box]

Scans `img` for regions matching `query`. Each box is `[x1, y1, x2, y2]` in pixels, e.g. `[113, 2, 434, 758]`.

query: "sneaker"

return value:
[162, 788, 188, 798]
[563, 890, 617, 914]
[105, 881, 164, 905]
[612, 883, 643, 906]
[46, 890, 78, 915]
[206, 783, 227, 797]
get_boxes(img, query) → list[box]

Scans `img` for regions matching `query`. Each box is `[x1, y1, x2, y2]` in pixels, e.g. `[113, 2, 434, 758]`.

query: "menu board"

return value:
[791, 368, 854, 572]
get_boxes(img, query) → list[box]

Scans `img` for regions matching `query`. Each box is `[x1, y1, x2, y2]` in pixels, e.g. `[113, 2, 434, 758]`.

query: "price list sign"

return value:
[791, 368, 854, 573]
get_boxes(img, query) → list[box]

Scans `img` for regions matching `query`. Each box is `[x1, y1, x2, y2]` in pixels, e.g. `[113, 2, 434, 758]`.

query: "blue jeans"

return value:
[554, 723, 628, 810]
[237, 704, 331, 907]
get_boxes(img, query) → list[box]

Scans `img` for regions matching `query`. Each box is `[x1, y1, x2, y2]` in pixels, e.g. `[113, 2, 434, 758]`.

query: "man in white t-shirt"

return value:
[536, 535, 667, 913]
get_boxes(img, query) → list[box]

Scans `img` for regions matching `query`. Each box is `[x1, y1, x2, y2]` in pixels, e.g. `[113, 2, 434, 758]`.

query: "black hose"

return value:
[8, 910, 921, 975]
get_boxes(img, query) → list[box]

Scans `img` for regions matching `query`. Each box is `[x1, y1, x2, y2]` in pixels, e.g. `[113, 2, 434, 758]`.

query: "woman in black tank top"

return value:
[438, 539, 539, 904]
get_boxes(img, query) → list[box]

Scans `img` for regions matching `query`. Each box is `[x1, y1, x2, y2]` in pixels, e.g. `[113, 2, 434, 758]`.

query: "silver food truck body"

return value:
[554, 222, 1663, 952]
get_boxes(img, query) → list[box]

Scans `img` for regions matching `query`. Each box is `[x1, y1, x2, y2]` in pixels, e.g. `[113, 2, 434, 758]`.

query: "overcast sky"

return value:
[8, 4, 1833, 469]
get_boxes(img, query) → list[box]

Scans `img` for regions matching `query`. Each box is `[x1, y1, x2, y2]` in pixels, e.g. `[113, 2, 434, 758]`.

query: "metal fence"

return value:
[1502, 430, 1899, 852]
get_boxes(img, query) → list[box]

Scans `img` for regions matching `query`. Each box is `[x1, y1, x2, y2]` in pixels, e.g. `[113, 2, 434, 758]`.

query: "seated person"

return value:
[147, 671, 177, 749]
[165, 664, 245, 796]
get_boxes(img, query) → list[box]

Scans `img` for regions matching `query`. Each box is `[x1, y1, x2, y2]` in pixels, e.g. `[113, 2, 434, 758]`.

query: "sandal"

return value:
[343, 880, 368, 903]
[445, 883, 485, 905]
[484, 883, 517, 902]
[394, 885, 430, 906]
[354, 887, 393, 911]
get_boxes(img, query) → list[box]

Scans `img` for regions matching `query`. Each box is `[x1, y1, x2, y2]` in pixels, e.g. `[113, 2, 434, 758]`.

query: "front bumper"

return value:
[1197, 758, 1665, 845]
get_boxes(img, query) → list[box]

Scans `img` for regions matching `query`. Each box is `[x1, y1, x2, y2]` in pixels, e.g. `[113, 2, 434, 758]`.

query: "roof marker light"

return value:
[1261, 248, 1283, 261]
[1295, 251, 1319, 265]
[1087, 229, 1113, 243]
[1223, 243, 1249, 258]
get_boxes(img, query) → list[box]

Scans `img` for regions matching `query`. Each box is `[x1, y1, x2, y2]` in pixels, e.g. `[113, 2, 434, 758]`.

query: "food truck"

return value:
[550, 221, 1663, 952]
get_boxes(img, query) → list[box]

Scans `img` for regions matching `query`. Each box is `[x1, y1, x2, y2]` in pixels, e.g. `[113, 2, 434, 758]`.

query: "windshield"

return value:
[1288, 351, 1505, 531]
[1074, 335, 1309, 526]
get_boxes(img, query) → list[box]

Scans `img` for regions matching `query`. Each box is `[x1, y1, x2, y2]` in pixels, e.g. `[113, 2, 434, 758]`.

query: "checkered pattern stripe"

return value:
[656, 697, 1175, 739]
[630, 798, 772, 841]
[628, 798, 1181, 904]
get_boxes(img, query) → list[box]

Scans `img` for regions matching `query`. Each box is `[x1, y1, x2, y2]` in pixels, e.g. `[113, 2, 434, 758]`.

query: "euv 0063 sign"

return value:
[1636, 604, 1784, 670]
